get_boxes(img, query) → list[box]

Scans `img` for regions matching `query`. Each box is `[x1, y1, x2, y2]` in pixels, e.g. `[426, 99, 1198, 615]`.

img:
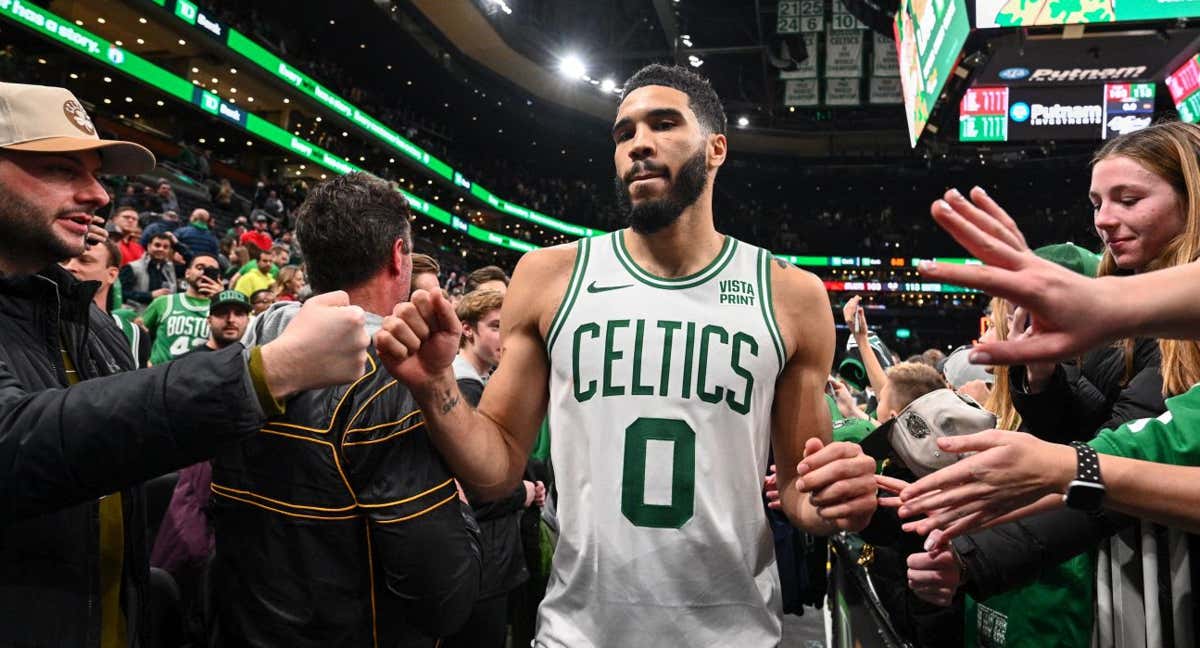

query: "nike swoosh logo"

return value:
[586, 281, 634, 293]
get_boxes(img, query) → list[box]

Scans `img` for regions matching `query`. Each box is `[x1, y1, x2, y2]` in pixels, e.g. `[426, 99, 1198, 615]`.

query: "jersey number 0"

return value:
[621, 417, 696, 529]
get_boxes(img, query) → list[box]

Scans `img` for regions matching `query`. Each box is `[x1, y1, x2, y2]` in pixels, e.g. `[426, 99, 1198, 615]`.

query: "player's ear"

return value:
[707, 132, 727, 170]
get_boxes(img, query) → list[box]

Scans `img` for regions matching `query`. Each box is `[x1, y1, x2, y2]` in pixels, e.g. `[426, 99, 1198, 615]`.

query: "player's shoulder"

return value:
[767, 256, 826, 299]
[511, 240, 583, 287]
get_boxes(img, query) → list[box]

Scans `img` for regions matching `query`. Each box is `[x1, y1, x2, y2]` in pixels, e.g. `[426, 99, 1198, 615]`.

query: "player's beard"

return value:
[0, 182, 85, 269]
[614, 147, 708, 235]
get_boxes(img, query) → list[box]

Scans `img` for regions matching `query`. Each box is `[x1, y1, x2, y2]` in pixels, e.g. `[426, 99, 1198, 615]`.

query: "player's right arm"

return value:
[375, 245, 576, 500]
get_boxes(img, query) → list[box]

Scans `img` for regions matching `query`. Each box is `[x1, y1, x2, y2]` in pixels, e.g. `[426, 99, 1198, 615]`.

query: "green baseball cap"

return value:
[1034, 243, 1101, 277]
[211, 289, 252, 313]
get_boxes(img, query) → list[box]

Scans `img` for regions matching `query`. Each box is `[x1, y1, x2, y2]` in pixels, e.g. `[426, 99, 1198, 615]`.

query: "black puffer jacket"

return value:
[0, 264, 267, 647]
[209, 304, 481, 647]
[1011, 338, 1164, 443]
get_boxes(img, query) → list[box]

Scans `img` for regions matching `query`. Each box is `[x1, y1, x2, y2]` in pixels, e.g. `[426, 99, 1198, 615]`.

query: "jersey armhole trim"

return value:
[545, 236, 591, 354]
[757, 249, 786, 373]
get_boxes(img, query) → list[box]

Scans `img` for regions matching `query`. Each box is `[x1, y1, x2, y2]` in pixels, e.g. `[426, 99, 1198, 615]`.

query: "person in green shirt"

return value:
[234, 252, 276, 297]
[235, 244, 288, 279]
[140, 254, 221, 364]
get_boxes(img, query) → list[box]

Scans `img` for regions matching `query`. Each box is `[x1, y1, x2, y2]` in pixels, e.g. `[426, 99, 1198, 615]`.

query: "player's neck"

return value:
[623, 207, 722, 279]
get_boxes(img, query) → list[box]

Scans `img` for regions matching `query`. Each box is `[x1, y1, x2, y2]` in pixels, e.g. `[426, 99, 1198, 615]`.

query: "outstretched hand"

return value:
[919, 187, 1118, 365]
[878, 430, 1074, 541]
[375, 289, 462, 388]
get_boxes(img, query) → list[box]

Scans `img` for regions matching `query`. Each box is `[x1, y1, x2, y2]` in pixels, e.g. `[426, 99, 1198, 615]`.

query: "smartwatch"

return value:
[1063, 441, 1106, 513]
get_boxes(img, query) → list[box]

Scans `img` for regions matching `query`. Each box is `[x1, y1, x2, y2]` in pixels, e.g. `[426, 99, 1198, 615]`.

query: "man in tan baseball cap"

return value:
[0, 83, 375, 647]
[0, 82, 155, 276]
[0, 81, 155, 174]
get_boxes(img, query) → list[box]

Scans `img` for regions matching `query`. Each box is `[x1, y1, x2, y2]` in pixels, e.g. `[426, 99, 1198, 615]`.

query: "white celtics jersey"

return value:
[537, 230, 786, 647]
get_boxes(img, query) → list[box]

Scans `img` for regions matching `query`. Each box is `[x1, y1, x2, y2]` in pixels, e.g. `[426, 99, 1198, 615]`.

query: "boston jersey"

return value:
[142, 293, 209, 365]
[537, 231, 786, 647]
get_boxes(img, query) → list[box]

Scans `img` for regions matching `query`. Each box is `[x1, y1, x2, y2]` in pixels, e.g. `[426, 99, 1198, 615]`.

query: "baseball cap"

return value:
[210, 290, 252, 313]
[942, 345, 994, 387]
[0, 82, 155, 175]
[1034, 242, 1100, 278]
[860, 388, 996, 478]
[254, 212, 270, 222]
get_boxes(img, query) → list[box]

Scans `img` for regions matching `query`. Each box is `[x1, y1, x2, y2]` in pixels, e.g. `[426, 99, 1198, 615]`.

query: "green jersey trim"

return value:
[546, 237, 592, 354]
[176, 293, 210, 313]
[756, 249, 786, 371]
[612, 230, 736, 290]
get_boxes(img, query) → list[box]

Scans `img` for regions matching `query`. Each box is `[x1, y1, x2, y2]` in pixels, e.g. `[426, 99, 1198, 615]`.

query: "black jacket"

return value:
[1011, 338, 1164, 444]
[209, 309, 481, 647]
[456, 375, 529, 599]
[0, 265, 267, 647]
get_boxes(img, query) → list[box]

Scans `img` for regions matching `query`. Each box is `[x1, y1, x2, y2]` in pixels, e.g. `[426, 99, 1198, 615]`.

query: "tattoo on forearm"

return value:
[438, 388, 461, 415]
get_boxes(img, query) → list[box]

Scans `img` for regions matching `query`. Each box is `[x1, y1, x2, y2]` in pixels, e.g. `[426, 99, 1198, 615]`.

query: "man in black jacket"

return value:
[209, 172, 481, 646]
[0, 81, 371, 647]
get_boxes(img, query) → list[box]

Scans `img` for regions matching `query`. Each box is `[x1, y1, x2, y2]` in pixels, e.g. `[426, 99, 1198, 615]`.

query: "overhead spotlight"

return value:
[737, 116, 750, 127]
[485, 0, 514, 13]
[559, 54, 587, 80]
[681, 34, 693, 47]
[178, 39, 186, 45]
[600, 78, 616, 92]
[138, 17, 147, 23]
[688, 55, 704, 67]
[136, 38, 145, 44]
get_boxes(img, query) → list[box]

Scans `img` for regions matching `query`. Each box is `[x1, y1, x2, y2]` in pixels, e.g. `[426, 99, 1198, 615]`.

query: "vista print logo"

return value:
[998, 67, 1030, 81]
[1009, 101, 1031, 122]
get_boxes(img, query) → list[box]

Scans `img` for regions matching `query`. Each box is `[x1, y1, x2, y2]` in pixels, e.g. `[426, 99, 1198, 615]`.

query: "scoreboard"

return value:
[1167, 54, 1200, 122]
[960, 83, 1154, 142]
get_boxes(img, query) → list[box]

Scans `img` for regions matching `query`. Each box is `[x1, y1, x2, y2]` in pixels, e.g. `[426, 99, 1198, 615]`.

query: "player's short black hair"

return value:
[621, 64, 727, 135]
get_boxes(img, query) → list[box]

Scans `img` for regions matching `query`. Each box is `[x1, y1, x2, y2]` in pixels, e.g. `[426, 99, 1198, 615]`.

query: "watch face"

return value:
[1066, 481, 1106, 512]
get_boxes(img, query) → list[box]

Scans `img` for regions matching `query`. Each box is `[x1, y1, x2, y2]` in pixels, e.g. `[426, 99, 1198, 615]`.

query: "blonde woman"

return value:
[271, 265, 305, 302]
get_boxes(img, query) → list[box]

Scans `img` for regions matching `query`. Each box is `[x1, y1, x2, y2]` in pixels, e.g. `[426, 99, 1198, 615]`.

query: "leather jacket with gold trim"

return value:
[209, 349, 482, 647]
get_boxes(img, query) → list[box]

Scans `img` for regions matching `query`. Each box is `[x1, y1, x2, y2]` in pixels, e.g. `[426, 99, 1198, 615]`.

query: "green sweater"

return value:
[1090, 383, 1200, 463]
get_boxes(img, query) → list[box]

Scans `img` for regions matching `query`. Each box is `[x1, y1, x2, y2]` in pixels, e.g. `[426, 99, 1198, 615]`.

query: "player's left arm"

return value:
[770, 261, 878, 534]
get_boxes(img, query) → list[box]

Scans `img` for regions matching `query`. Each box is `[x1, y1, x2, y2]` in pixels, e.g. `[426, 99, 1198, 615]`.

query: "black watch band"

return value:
[1064, 441, 1106, 513]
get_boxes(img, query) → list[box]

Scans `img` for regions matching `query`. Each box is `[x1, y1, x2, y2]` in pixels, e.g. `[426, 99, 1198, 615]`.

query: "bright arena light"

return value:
[559, 55, 587, 80]
[737, 116, 750, 127]
[600, 78, 616, 92]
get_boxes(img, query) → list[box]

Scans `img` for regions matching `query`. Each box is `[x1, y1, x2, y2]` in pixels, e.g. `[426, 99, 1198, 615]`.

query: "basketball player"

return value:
[376, 64, 879, 645]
